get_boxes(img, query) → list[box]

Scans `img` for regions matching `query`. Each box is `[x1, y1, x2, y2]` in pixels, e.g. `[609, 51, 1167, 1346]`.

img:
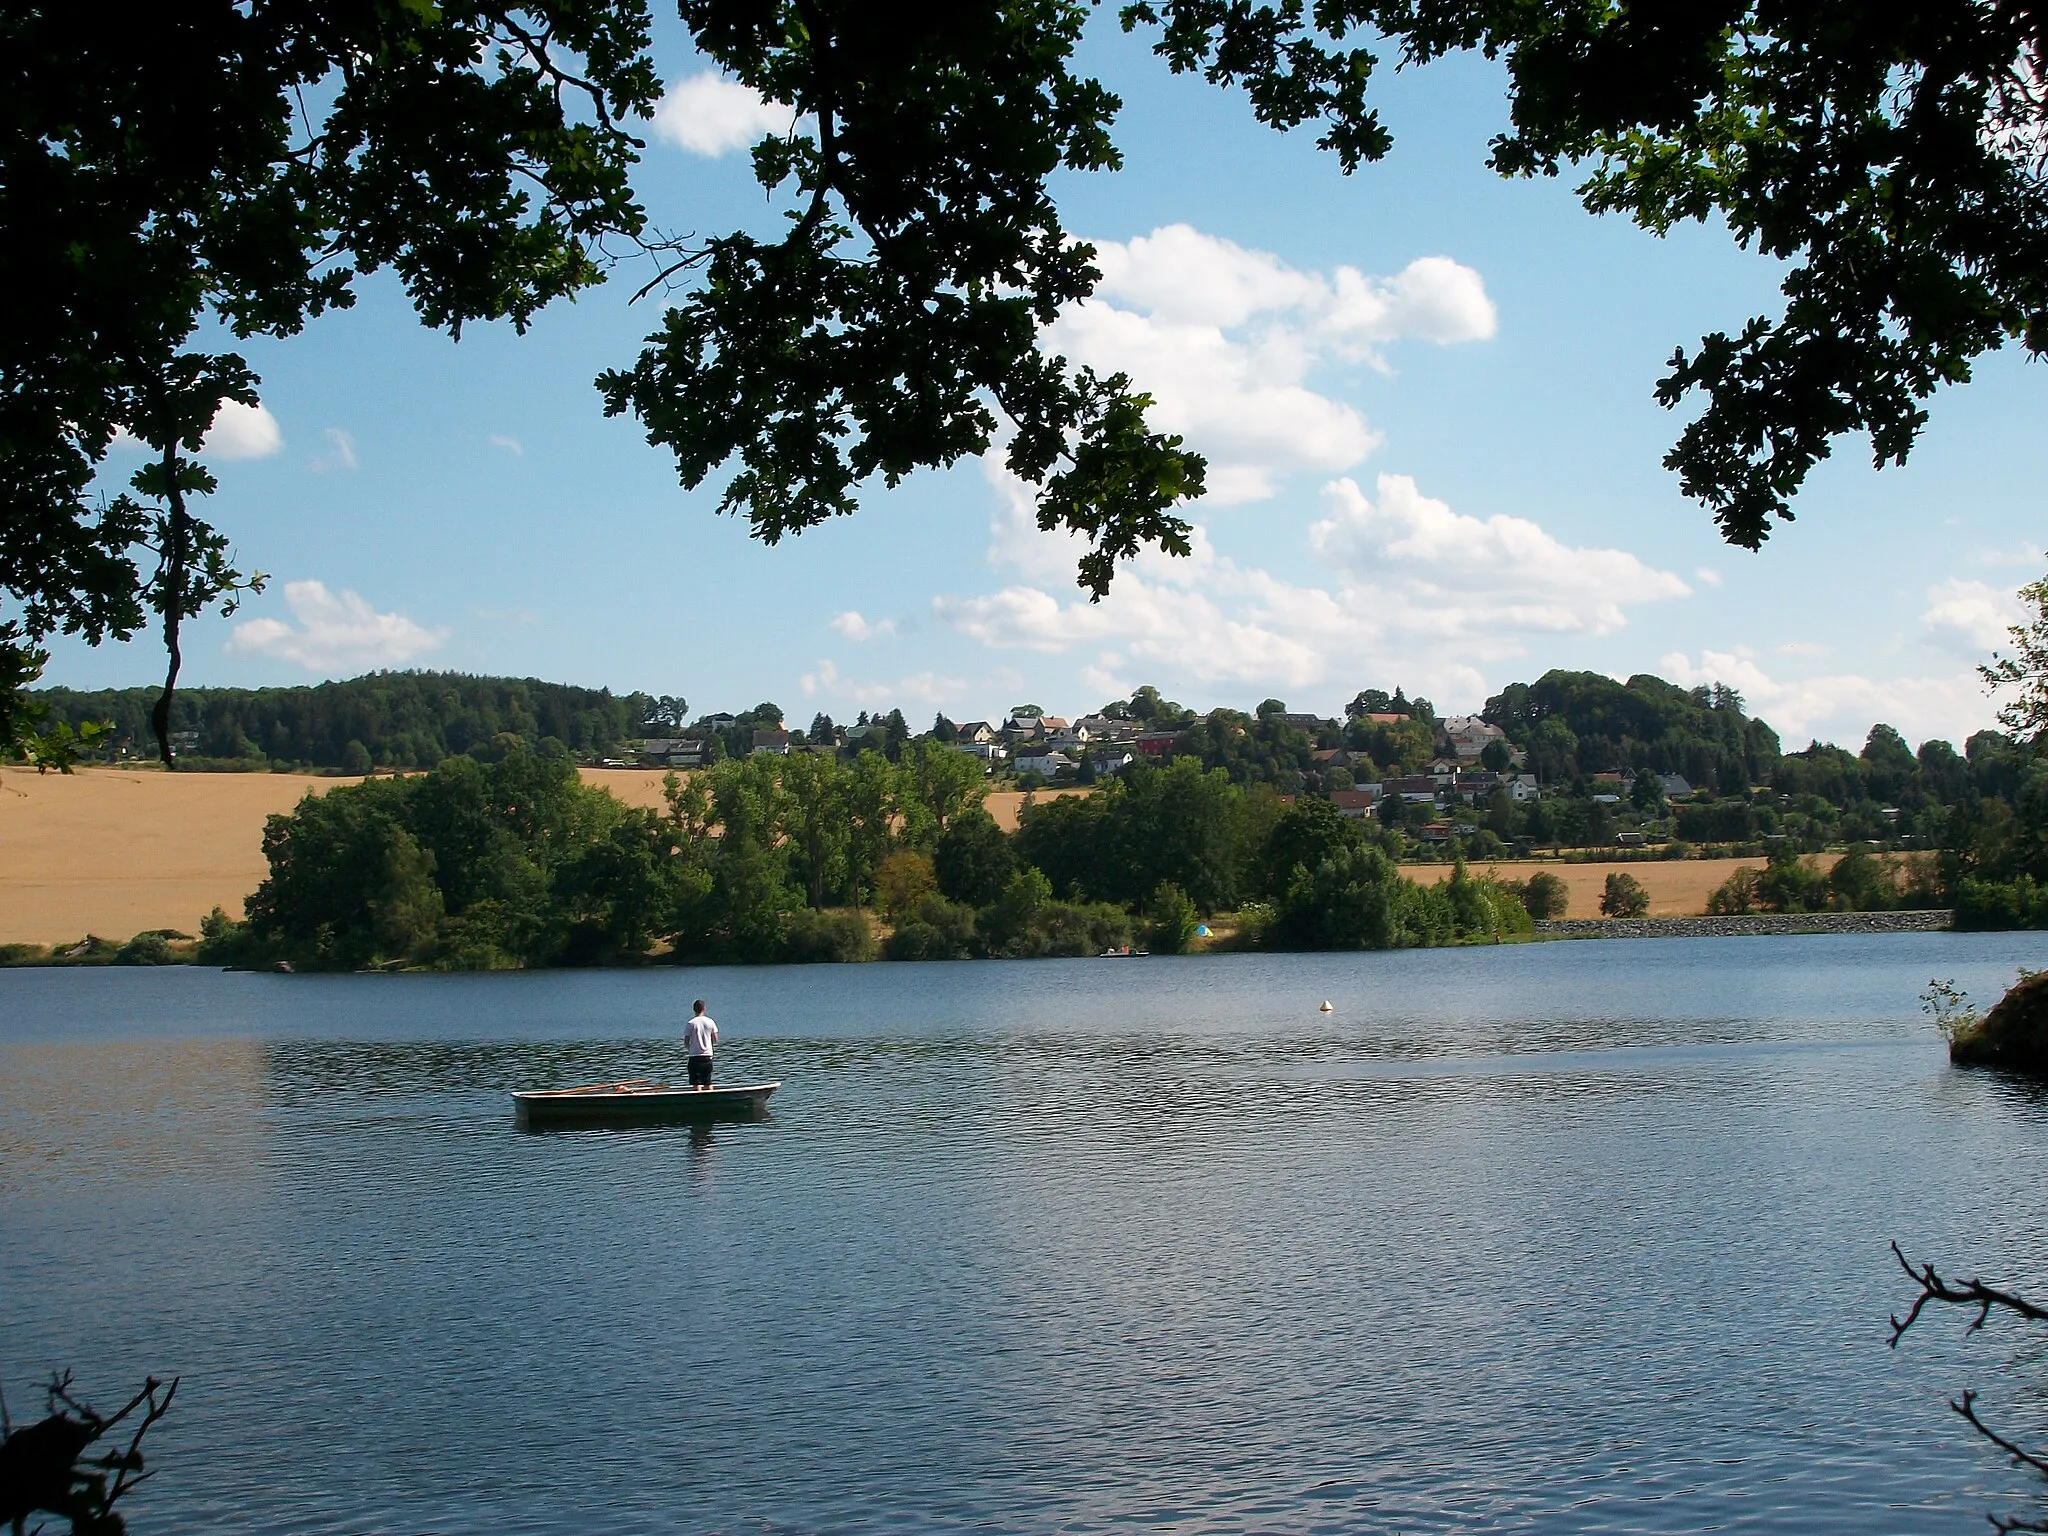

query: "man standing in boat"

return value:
[685, 1000, 719, 1090]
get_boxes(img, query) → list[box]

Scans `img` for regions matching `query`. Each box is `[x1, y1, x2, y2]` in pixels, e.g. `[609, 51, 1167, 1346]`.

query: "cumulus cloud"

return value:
[109, 398, 285, 461]
[652, 72, 792, 156]
[1048, 225, 1494, 504]
[201, 400, 283, 460]
[226, 580, 443, 672]
[1310, 475, 1691, 634]
[935, 467, 1686, 702]
[1923, 576, 2021, 654]
[829, 610, 896, 641]
[1658, 648, 1995, 748]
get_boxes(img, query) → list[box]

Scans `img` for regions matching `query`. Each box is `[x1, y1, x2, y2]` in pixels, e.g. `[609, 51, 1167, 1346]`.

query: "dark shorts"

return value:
[688, 1055, 713, 1087]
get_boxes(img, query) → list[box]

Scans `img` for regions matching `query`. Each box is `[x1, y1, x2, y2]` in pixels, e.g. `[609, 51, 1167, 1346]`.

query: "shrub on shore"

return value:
[1936, 972, 2048, 1073]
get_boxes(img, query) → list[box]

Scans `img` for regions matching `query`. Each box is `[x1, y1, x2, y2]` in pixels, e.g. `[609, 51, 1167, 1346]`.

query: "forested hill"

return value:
[1482, 672, 1784, 793]
[33, 673, 648, 771]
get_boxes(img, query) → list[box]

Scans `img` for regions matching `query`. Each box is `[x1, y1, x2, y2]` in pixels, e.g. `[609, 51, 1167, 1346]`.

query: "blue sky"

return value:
[51, 16, 2047, 749]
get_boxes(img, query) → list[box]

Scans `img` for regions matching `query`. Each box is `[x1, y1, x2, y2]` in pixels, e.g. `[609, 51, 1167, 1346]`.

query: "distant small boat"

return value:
[513, 1078, 779, 1129]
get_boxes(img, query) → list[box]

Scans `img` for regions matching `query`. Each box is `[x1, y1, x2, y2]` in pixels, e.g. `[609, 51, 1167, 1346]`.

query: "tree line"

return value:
[203, 746, 1535, 971]
[32, 673, 652, 771]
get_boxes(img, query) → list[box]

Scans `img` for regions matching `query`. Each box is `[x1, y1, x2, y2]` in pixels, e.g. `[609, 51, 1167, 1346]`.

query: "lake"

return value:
[6, 933, 2048, 1534]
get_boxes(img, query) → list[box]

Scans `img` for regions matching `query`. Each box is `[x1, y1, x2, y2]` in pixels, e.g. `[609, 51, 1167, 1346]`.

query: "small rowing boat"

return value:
[512, 1077, 780, 1129]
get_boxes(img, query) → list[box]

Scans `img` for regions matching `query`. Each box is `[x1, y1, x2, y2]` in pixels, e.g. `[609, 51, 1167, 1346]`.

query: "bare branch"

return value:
[1957, 1388, 2048, 1481]
[1890, 1242, 2048, 1347]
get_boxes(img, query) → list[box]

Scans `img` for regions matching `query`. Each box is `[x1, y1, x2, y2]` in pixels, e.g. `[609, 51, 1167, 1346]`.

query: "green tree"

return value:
[776, 750, 851, 908]
[934, 808, 1017, 909]
[1631, 769, 1665, 813]
[1599, 872, 1650, 919]
[1272, 845, 1444, 951]
[843, 752, 903, 908]
[1145, 882, 1200, 954]
[874, 850, 938, 920]
[979, 866, 1054, 955]
[1261, 796, 1361, 898]
[1519, 870, 1569, 920]
[900, 737, 989, 844]
[701, 756, 798, 958]
[1984, 560, 2048, 742]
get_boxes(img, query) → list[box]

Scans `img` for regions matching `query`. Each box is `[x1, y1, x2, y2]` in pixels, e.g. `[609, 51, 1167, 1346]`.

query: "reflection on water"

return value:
[4, 932, 2048, 1534]
[0, 1036, 273, 1191]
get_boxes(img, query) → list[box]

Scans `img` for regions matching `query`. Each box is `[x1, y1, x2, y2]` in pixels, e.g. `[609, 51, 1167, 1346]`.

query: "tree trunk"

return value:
[149, 443, 188, 771]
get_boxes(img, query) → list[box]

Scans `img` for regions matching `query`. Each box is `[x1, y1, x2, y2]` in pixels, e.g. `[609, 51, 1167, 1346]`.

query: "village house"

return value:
[1135, 730, 1178, 758]
[1072, 714, 1136, 743]
[637, 737, 708, 769]
[1451, 772, 1501, 802]
[1384, 774, 1441, 804]
[1014, 748, 1074, 778]
[1442, 714, 1508, 761]
[750, 728, 790, 756]
[953, 720, 997, 745]
[1330, 787, 1381, 820]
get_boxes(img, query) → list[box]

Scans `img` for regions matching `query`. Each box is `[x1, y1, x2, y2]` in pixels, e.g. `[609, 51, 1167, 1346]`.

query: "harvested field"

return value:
[0, 764, 359, 945]
[1404, 857, 1840, 919]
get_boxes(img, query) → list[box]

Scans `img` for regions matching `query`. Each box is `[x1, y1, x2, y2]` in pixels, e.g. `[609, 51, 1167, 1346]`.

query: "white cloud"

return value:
[829, 610, 896, 641]
[204, 400, 283, 460]
[1923, 577, 2021, 654]
[108, 399, 284, 461]
[1049, 225, 1494, 504]
[313, 427, 357, 473]
[1658, 649, 1995, 747]
[652, 72, 791, 156]
[1309, 475, 1691, 634]
[1694, 566, 1723, 586]
[799, 658, 967, 708]
[490, 433, 523, 456]
[800, 659, 839, 697]
[937, 469, 1687, 704]
[226, 580, 443, 672]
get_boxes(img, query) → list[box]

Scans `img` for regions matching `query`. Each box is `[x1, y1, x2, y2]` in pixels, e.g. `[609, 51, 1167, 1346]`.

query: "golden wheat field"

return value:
[1403, 857, 1838, 920]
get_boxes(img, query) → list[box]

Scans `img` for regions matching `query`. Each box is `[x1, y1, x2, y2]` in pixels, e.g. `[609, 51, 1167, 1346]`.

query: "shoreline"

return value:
[2, 909, 1965, 970]
[1535, 910, 1953, 940]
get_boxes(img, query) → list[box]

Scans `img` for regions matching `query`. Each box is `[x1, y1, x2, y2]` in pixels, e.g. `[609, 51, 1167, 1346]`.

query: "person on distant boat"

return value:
[685, 999, 719, 1090]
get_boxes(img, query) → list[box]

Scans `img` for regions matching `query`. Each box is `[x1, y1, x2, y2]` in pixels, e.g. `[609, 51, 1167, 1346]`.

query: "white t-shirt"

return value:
[684, 1015, 719, 1058]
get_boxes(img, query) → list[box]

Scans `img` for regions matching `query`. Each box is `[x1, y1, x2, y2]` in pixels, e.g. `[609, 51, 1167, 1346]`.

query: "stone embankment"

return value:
[1536, 911, 1953, 940]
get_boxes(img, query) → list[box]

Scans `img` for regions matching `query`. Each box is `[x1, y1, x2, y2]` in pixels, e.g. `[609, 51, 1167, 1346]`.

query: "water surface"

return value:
[6, 933, 2048, 1534]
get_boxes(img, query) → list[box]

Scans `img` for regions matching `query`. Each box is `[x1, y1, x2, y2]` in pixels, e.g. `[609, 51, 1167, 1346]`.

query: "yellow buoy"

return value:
[1319, 1000, 1334, 1013]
